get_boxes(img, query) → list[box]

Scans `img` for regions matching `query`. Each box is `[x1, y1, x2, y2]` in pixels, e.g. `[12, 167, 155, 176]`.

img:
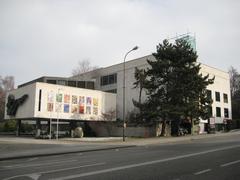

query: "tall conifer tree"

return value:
[145, 39, 214, 135]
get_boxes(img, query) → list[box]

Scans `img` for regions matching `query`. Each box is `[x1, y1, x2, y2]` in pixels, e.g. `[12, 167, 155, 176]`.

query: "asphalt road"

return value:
[0, 134, 240, 180]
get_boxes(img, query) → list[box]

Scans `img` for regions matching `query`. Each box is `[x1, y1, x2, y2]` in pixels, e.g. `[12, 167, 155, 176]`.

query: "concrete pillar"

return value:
[16, 120, 21, 137]
[47, 120, 50, 134]
[47, 119, 52, 139]
[35, 119, 41, 138]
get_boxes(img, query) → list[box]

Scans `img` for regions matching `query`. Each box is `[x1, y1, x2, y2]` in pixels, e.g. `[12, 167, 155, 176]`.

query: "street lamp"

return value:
[123, 46, 139, 142]
[56, 88, 63, 140]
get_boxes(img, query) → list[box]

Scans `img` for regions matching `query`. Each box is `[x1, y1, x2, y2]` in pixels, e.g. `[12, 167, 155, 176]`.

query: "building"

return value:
[72, 54, 232, 133]
[4, 55, 231, 136]
[4, 81, 116, 137]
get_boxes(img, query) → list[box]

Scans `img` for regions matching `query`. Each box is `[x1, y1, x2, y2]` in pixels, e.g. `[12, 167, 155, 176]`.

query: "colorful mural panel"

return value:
[47, 103, 54, 112]
[64, 95, 70, 103]
[86, 97, 92, 106]
[64, 104, 69, 113]
[93, 107, 98, 115]
[79, 96, 85, 104]
[55, 103, 62, 113]
[86, 106, 91, 114]
[93, 98, 98, 106]
[47, 92, 54, 103]
[71, 105, 78, 113]
[72, 95, 78, 104]
[56, 94, 63, 103]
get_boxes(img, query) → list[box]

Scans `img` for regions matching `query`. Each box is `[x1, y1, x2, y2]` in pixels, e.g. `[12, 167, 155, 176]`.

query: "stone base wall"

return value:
[87, 122, 171, 138]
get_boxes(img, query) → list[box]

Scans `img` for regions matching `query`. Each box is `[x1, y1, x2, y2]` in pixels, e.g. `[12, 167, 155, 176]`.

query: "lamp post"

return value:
[123, 46, 139, 142]
[56, 88, 62, 140]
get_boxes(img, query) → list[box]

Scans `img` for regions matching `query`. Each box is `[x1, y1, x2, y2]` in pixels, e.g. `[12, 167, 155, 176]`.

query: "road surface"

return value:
[0, 134, 240, 180]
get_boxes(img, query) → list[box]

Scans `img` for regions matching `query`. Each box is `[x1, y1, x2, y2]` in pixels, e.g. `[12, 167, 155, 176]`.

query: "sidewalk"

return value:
[0, 130, 239, 161]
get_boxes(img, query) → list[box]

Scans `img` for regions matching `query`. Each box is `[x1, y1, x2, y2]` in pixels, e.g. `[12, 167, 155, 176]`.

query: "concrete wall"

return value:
[201, 64, 232, 123]
[5, 83, 36, 119]
[88, 122, 158, 137]
[5, 82, 116, 121]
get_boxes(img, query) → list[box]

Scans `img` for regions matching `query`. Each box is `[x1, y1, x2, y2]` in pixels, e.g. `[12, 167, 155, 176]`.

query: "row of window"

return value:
[100, 73, 117, 86]
[215, 107, 229, 118]
[207, 90, 228, 103]
[46, 79, 94, 89]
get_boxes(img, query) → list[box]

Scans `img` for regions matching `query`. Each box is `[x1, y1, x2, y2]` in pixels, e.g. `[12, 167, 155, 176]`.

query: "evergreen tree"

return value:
[132, 67, 148, 123]
[145, 39, 214, 136]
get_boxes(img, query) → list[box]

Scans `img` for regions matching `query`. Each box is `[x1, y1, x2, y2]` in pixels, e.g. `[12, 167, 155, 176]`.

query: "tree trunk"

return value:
[160, 119, 166, 136]
[139, 87, 143, 121]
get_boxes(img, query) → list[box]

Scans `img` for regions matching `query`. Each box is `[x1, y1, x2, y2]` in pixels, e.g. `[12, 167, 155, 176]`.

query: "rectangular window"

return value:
[101, 76, 108, 86]
[208, 106, 213, 117]
[100, 73, 117, 86]
[106, 89, 117, 94]
[216, 107, 221, 117]
[224, 108, 229, 118]
[46, 80, 56, 84]
[86, 81, 94, 89]
[67, 81, 77, 87]
[215, 92, 220, 102]
[57, 80, 66, 86]
[223, 93, 228, 103]
[77, 81, 85, 88]
[38, 89, 42, 111]
[207, 90, 212, 100]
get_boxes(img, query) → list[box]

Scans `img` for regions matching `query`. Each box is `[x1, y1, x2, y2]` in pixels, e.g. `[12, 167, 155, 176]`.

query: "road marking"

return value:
[194, 169, 211, 175]
[221, 159, 240, 167]
[2, 159, 77, 169]
[27, 157, 38, 162]
[50, 144, 240, 180]
[27, 173, 41, 180]
[3, 162, 105, 180]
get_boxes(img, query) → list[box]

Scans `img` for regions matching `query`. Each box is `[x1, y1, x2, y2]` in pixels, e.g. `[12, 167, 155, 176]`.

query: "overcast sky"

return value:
[1, 0, 240, 86]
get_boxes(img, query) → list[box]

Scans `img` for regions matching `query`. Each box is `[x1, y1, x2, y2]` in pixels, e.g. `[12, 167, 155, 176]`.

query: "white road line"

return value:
[27, 157, 38, 162]
[2, 159, 77, 169]
[221, 159, 240, 167]
[194, 169, 211, 175]
[51, 144, 240, 180]
[3, 162, 105, 180]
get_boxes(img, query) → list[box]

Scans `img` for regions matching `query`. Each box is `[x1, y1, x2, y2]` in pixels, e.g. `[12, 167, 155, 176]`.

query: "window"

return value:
[100, 73, 117, 86]
[67, 81, 77, 87]
[215, 92, 220, 102]
[86, 82, 94, 89]
[208, 106, 213, 117]
[77, 81, 85, 88]
[207, 90, 212, 100]
[101, 76, 108, 86]
[57, 80, 66, 86]
[224, 108, 229, 118]
[223, 93, 228, 103]
[46, 80, 56, 84]
[38, 89, 42, 112]
[106, 89, 117, 94]
[216, 107, 221, 117]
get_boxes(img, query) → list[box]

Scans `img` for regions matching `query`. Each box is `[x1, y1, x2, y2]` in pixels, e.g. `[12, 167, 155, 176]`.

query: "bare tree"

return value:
[229, 66, 240, 97]
[72, 59, 98, 76]
[0, 76, 15, 121]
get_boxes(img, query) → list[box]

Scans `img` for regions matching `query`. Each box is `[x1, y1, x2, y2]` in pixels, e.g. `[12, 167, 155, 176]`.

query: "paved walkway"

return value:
[0, 130, 239, 161]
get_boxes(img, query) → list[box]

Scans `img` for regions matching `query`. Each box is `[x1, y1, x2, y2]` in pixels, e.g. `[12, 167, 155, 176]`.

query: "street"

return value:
[0, 134, 240, 180]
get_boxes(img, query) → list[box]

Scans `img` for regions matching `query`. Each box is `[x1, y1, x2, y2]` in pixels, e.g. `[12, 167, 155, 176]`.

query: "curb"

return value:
[0, 145, 136, 161]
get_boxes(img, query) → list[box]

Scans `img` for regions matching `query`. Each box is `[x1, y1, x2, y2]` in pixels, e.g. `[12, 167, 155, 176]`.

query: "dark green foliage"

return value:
[132, 67, 148, 123]
[0, 119, 16, 132]
[134, 39, 214, 135]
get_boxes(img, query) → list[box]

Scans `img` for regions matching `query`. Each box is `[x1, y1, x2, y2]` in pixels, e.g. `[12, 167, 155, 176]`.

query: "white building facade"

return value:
[5, 82, 116, 121]
[73, 55, 232, 133]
